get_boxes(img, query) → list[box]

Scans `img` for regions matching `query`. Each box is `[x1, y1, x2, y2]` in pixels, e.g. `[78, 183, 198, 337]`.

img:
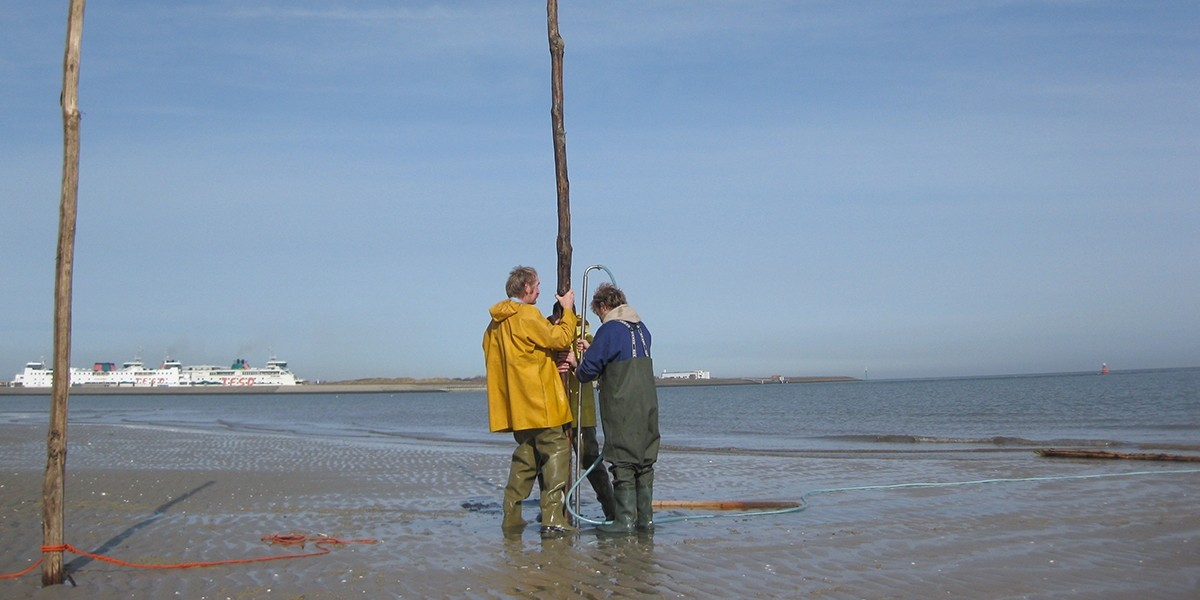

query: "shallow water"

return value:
[3, 368, 1198, 455]
[2, 368, 1198, 599]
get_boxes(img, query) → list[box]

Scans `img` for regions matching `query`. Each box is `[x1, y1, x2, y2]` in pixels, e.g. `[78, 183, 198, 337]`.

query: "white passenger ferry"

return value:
[11, 357, 302, 388]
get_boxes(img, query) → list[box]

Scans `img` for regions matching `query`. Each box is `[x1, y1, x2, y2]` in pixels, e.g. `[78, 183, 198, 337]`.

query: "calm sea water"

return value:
[2, 368, 1197, 454]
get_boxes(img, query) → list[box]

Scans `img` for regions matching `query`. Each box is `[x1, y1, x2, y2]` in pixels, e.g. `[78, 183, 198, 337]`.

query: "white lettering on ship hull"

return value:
[219, 377, 258, 386]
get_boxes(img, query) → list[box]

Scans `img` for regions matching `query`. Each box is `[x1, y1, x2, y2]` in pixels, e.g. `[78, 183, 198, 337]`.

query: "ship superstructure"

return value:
[11, 357, 301, 388]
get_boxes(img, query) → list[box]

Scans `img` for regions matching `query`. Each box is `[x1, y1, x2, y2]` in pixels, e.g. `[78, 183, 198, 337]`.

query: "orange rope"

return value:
[0, 561, 41, 580]
[1, 534, 377, 579]
[653, 500, 802, 510]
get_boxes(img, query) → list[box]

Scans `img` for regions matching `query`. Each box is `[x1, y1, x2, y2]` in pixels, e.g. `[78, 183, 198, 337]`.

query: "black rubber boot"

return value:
[597, 486, 637, 535]
[635, 471, 654, 531]
[581, 428, 616, 521]
[591, 470, 617, 522]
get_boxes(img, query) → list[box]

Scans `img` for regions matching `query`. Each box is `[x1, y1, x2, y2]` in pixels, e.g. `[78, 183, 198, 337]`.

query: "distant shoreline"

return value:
[0, 375, 858, 395]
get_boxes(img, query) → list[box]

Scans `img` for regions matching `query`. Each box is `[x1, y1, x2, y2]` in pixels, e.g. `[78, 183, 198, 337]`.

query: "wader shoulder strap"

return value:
[617, 321, 651, 359]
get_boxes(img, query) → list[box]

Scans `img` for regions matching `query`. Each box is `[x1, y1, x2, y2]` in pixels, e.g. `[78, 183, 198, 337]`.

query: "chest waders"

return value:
[595, 319, 659, 535]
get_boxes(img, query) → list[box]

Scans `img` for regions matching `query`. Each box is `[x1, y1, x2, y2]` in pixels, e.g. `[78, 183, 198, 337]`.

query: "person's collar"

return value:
[601, 304, 641, 323]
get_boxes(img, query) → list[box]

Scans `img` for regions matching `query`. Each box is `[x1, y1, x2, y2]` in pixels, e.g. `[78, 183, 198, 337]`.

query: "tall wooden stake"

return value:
[546, 0, 579, 523]
[547, 0, 572, 302]
[43, 0, 87, 586]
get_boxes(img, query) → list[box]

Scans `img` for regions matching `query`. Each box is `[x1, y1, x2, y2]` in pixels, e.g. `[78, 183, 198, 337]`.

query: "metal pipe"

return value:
[571, 264, 616, 522]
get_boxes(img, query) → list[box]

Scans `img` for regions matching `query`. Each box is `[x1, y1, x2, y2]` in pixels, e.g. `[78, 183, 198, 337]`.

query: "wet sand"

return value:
[1, 423, 1197, 599]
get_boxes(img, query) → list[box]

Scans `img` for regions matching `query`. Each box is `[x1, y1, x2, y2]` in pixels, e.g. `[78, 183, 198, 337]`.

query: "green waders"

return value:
[597, 464, 653, 535]
[501, 436, 537, 531]
[503, 427, 575, 535]
[586, 318, 660, 535]
[597, 483, 637, 534]
[635, 470, 654, 530]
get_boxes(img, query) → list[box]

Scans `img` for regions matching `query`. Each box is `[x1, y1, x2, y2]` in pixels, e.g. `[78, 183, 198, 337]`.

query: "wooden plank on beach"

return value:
[1036, 449, 1200, 462]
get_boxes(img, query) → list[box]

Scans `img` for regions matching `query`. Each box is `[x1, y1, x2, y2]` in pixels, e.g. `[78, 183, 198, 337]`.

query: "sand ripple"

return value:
[1, 423, 1197, 599]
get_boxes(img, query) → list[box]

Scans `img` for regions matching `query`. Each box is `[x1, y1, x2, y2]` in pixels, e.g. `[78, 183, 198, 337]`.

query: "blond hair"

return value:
[505, 266, 538, 298]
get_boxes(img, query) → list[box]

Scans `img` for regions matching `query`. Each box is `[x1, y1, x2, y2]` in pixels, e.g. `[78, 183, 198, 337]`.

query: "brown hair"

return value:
[590, 283, 627, 315]
[505, 266, 538, 298]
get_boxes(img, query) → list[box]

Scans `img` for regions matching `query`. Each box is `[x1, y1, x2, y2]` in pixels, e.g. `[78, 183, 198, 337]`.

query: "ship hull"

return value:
[11, 358, 301, 388]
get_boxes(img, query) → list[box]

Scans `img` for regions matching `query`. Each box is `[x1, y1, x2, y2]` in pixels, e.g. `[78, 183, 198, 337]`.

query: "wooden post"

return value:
[546, 0, 580, 523]
[43, 0, 87, 586]
[546, 0, 572, 302]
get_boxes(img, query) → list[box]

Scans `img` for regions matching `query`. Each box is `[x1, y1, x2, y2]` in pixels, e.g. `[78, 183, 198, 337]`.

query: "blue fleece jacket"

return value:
[577, 305, 652, 383]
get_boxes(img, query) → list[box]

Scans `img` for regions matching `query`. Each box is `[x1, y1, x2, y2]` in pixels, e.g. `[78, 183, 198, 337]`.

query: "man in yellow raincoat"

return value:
[483, 266, 577, 536]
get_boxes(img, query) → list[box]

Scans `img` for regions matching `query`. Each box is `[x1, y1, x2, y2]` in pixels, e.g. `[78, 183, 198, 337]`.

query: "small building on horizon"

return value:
[660, 369, 711, 380]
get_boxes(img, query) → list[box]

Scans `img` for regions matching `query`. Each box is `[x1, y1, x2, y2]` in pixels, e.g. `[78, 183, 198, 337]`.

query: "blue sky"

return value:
[3, 1, 1197, 382]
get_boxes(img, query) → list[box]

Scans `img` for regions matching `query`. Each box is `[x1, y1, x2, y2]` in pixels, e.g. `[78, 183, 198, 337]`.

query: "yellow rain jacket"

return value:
[483, 300, 578, 432]
[565, 325, 598, 429]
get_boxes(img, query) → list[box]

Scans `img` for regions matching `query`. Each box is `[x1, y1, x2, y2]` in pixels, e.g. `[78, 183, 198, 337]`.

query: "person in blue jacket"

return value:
[569, 283, 660, 534]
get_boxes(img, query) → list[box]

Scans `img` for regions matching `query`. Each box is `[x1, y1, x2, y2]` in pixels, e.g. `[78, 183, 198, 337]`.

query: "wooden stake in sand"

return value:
[546, 0, 572, 303]
[546, 0, 581, 523]
[43, 0, 87, 587]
